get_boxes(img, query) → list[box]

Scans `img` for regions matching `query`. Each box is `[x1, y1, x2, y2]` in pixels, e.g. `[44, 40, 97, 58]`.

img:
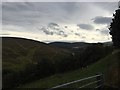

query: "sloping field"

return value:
[18, 50, 119, 89]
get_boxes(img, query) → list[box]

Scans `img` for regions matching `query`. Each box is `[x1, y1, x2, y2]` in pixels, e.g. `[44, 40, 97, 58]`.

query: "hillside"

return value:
[2, 37, 71, 88]
[2, 37, 70, 62]
[49, 42, 89, 48]
[18, 50, 120, 89]
[49, 42, 112, 52]
[2, 37, 71, 70]
[2, 37, 113, 89]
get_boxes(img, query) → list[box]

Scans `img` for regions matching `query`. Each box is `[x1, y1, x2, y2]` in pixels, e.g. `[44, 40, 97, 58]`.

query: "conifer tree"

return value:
[109, 2, 120, 48]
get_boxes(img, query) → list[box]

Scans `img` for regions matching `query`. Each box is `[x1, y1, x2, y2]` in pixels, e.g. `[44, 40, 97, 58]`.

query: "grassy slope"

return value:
[18, 50, 120, 88]
[2, 37, 70, 73]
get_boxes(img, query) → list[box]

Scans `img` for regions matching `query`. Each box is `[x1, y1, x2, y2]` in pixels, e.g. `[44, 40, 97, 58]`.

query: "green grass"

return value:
[2, 37, 118, 89]
[2, 37, 70, 73]
[18, 50, 120, 88]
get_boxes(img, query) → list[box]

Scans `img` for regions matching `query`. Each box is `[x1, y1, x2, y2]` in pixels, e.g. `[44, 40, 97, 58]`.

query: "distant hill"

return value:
[49, 42, 110, 52]
[103, 42, 113, 46]
[49, 42, 90, 51]
[49, 41, 112, 50]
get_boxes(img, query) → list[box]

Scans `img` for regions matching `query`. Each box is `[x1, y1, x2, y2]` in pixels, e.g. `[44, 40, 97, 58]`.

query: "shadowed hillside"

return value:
[2, 37, 113, 89]
[2, 37, 72, 88]
[18, 50, 120, 89]
[49, 42, 90, 50]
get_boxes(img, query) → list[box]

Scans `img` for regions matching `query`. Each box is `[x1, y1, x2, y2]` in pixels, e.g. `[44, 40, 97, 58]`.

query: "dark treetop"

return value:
[109, 6, 120, 48]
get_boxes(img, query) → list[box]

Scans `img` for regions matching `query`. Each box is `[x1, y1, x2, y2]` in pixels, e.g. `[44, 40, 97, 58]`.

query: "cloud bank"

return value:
[77, 24, 94, 30]
[92, 16, 112, 24]
[2, 2, 117, 43]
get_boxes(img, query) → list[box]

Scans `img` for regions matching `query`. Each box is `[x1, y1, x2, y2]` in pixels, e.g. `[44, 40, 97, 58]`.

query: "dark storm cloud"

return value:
[92, 16, 112, 24]
[77, 24, 94, 30]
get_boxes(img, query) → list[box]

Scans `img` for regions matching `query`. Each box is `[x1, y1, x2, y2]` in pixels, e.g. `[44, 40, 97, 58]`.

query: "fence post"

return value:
[96, 74, 103, 90]
[101, 74, 104, 88]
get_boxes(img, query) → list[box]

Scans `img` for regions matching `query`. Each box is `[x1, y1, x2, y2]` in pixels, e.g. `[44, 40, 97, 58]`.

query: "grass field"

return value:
[17, 50, 120, 89]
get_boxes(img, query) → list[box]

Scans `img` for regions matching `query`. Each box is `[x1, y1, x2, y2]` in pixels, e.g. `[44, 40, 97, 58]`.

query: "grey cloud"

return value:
[2, 2, 116, 28]
[92, 16, 112, 24]
[58, 31, 68, 37]
[100, 29, 109, 35]
[2, 2, 79, 26]
[2, 2, 116, 42]
[96, 29, 100, 31]
[48, 23, 59, 27]
[81, 36, 86, 39]
[2, 2, 116, 27]
[58, 31, 64, 35]
[47, 23, 68, 37]
[38, 24, 68, 37]
[47, 23, 60, 30]
[2, 2, 101, 27]
[64, 26, 68, 28]
[92, 38, 95, 40]
[75, 33, 80, 36]
[77, 24, 94, 30]
[96, 28, 110, 35]
[41, 27, 54, 35]
[93, 2, 117, 14]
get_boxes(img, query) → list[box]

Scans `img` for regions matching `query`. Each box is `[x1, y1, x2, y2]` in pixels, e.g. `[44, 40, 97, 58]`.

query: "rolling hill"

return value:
[2, 37, 114, 89]
[2, 37, 72, 88]
[2, 37, 71, 71]
[49, 41, 112, 52]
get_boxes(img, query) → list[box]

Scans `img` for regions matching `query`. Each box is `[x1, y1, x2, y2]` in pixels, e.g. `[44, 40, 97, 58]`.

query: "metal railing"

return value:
[48, 74, 104, 89]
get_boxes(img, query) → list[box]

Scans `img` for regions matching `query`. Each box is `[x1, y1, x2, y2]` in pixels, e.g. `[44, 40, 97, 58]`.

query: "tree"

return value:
[109, 3, 120, 48]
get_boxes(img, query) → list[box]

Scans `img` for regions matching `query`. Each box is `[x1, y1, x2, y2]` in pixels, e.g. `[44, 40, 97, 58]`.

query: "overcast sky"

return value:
[1, 1, 119, 43]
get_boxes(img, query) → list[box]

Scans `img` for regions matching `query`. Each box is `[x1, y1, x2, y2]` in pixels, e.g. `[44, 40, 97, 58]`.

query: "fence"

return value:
[49, 74, 104, 89]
